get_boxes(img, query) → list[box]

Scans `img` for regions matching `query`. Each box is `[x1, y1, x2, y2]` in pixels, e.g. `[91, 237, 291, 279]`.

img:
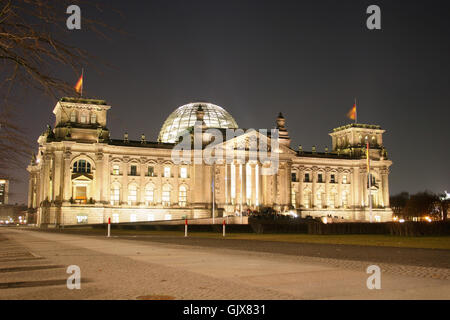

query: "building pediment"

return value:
[71, 173, 93, 181]
[217, 130, 296, 155]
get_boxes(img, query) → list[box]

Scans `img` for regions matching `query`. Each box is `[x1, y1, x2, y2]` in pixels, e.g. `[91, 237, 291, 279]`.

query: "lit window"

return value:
[164, 214, 172, 221]
[130, 214, 137, 222]
[164, 166, 171, 178]
[73, 160, 91, 173]
[80, 113, 87, 123]
[329, 193, 336, 208]
[128, 185, 137, 204]
[113, 165, 120, 175]
[317, 192, 322, 208]
[179, 185, 187, 207]
[76, 216, 88, 224]
[180, 167, 188, 179]
[342, 175, 348, 184]
[148, 166, 155, 177]
[145, 185, 154, 205]
[303, 192, 311, 209]
[110, 185, 120, 205]
[291, 189, 296, 208]
[342, 192, 348, 207]
[70, 111, 76, 122]
[90, 113, 97, 124]
[112, 214, 119, 223]
[162, 185, 171, 206]
[147, 214, 155, 221]
[74, 186, 87, 204]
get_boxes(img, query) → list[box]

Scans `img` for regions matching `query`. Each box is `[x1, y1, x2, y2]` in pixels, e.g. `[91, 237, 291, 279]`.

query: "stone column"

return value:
[102, 154, 110, 203]
[381, 168, 390, 207]
[298, 167, 304, 209]
[62, 151, 72, 203]
[95, 151, 103, 202]
[251, 163, 256, 207]
[122, 158, 129, 205]
[53, 151, 63, 202]
[311, 168, 317, 208]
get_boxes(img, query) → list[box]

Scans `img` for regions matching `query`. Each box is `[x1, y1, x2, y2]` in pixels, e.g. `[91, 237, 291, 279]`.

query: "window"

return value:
[342, 175, 348, 184]
[148, 166, 155, 177]
[291, 173, 297, 182]
[128, 184, 137, 204]
[374, 215, 381, 223]
[80, 113, 87, 123]
[330, 174, 336, 183]
[112, 214, 119, 223]
[291, 189, 296, 208]
[162, 185, 171, 206]
[180, 167, 188, 179]
[367, 174, 376, 188]
[318, 174, 323, 183]
[110, 185, 120, 205]
[164, 166, 171, 178]
[304, 173, 310, 183]
[75, 186, 87, 204]
[342, 192, 348, 207]
[70, 111, 76, 122]
[164, 214, 172, 221]
[179, 185, 187, 207]
[113, 165, 120, 175]
[303, 192, 311, 209]
[328, 193, 336, 208]
[130, 165, 137, 176]
[317, 192, 322, 208]
[147, 214, 155, 222]
[90, 113, 97, 124]
[73, 160, 91, 173]
[130, 214, 137, 222]
[76, 216, 88, 224]
[145, 185, 154, 205]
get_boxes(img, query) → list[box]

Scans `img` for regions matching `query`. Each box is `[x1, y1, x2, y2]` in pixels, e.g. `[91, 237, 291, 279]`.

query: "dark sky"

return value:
[8, 0, 450, 204]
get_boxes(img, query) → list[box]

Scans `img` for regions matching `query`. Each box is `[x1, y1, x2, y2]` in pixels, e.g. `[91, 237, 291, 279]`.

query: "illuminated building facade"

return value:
[27, 97, 393, 226]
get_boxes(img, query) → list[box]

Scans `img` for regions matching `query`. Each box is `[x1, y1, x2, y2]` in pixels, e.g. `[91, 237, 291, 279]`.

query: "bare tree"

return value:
[0, 0, 117, 178]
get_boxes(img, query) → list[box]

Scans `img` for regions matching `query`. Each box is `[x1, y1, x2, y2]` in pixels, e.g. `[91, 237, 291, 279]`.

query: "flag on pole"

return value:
[74, 70, 84, 96]
[347, 103, 357, 122]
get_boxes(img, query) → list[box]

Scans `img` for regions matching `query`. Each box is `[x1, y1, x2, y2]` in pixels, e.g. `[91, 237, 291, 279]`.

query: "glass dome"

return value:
[158, 102, 238, 143]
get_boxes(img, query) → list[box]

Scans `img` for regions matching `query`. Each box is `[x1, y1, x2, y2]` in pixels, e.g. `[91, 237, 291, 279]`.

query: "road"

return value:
[0, 228, 449, 300]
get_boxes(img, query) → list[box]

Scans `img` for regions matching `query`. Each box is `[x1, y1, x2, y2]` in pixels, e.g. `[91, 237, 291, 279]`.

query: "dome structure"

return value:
[158, 102, 238, 143]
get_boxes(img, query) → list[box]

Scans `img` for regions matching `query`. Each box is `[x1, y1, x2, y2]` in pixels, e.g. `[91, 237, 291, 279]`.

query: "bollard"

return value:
[107, 217, 111, 238]
[185, 219, 188, 237]
[223, 219, 226, 237]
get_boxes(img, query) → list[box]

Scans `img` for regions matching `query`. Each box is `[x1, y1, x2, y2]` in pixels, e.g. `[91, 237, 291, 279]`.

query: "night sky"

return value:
[8, 0, 450, 204]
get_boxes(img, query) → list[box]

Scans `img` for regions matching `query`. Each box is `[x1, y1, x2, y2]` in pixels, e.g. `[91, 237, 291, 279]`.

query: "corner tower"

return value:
[329, 123, 387, 159]
[52, 97, 111, 142]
